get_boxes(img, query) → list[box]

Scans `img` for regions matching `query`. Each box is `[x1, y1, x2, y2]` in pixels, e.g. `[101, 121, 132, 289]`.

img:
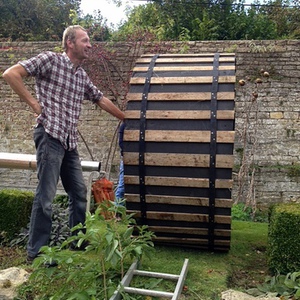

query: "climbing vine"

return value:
[235, 69, 270, 213]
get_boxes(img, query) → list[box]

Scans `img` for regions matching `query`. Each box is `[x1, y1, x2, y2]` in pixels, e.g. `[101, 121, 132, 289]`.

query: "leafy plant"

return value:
[231, 203, 268, 223]
[247, 271, 300, 299]
[18, 206, 155, 300]
[231, 203, 252, 221]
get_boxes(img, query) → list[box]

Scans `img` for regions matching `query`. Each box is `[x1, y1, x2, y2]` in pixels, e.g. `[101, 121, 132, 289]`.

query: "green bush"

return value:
[231, 203, 269, 222]
[268, 203, 300, 274]
[231, 203, 252, 221]
[0, 189, 34, 243]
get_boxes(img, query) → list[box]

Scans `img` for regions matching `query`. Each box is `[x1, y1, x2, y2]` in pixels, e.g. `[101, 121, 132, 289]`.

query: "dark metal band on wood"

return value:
[139, 54, 159, 224]
[208, 53, 220, 250]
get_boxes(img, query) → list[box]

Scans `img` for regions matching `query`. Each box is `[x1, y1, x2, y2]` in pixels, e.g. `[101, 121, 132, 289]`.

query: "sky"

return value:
[80, 0, 145, 26]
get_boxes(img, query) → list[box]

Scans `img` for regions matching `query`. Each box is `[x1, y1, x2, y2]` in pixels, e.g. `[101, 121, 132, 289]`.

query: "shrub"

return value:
[231, 203, 268, 222]
[0, 189, 33, 243]
[231, 203, 252, 221]
[267, 203, 300, 274]
[11, 201, 70, 248]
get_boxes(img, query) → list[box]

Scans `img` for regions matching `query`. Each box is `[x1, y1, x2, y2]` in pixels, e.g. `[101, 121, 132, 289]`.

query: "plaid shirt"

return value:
[20, 51, 103, 150]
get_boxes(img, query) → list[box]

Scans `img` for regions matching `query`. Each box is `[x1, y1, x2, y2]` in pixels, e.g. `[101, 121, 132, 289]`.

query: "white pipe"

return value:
[0, 152, 100, 172]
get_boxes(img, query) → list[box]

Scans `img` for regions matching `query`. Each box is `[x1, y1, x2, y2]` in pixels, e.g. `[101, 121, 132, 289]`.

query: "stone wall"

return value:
[0, 40, 300, 206]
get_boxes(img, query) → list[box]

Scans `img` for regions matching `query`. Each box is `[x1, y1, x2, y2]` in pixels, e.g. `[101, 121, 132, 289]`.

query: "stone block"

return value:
[269, 112, 283, 119]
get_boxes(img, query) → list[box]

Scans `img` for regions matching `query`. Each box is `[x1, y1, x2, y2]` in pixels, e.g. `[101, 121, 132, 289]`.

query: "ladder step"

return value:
[124, 286, 174, 298]
[134, 269, 180, 280]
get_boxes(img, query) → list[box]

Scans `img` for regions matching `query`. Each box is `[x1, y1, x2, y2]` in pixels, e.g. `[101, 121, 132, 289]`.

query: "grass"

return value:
[0, 219, 269, 300]
[135, 220, 269, 299]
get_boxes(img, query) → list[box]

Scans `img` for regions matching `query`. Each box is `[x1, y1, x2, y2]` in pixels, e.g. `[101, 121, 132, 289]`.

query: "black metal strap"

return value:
[208, 53, 220, 250]
[139, 54, 159, 225]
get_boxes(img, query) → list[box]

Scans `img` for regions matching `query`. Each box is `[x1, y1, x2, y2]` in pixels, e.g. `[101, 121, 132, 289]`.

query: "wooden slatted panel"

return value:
[124, 130, 235, 143]
[127, 211, 231, 224]
[148, 226, 231, 237]
[133, 65, 235, 72]
[136, 57, 235, 63]
[130, 76, 236, 85]
[125, 175, 233, 189]
[125, 110, 235, 120]
[141, 53, 234, 57]
[123, 53, 236, 251]
[152, 237, 231, 250]
[124, 153, 234, 168]
[125, 194, 232, 208]
[126, 92, 235, 101]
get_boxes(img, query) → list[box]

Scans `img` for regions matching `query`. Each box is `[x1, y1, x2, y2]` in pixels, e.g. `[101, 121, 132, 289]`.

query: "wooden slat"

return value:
[133, 66, 235, 72]
[147, 226, 231, 237]
[152, 236, 231, 247]
[128, 210, 231, 224]
[217, 131, 235, 143]
[125, 175, 208, 188]
[125, 194, 232, 207]
[125, 110, 234, 120]
[123, 152, 234, 168]
[124, 175, 233, 189]
[124, 152, 209, 167]
[130, 76, 236, 85]
[126, 92, 235, 101]
[124, 130, 235, 143]
[216, 179, 233, 189]
[136, 57, 235, 63]
[216, 154, 234, 168]
[141, 53, 235, 57]
[125, 110, 210, 119]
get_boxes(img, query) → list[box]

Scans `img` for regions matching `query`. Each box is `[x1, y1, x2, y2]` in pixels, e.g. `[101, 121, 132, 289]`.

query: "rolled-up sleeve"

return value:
[84, 79, 103, 103]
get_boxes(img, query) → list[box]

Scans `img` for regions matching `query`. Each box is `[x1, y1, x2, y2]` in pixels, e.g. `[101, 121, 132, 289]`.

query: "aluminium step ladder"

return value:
[109, 258, 189, 300]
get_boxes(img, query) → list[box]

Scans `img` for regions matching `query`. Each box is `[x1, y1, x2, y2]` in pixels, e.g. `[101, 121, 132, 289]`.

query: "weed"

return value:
[287, 163, 300, 180]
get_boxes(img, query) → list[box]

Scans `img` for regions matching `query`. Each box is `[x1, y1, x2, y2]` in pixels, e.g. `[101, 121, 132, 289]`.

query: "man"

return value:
[2, 25, 125, 263]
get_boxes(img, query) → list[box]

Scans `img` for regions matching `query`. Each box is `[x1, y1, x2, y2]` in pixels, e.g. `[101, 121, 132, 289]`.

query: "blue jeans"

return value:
[27, 125, 87, 257]
[115, 159, 125, 207]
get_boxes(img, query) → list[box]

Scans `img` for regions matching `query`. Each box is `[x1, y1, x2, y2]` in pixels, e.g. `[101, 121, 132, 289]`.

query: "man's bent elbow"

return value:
[3, 68, 16, 84]
[2, 69, 9, 82]
[3, 64, 27, 83]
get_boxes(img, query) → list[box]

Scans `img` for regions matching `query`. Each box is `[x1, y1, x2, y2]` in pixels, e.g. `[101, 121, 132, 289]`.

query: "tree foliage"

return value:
[116, 0, 300, 41]
[0, 0, 298, 41]
[0, 0, 111, 41]
[0, 0, 81, 41]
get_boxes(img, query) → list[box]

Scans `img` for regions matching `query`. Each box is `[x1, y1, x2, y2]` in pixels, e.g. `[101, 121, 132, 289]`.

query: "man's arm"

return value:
[2, 64, 42, 115]
[96, 96, 125, 121]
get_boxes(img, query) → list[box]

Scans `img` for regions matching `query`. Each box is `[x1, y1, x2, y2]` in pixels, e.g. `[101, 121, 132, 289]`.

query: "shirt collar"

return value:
[62, 52, 80, 72]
